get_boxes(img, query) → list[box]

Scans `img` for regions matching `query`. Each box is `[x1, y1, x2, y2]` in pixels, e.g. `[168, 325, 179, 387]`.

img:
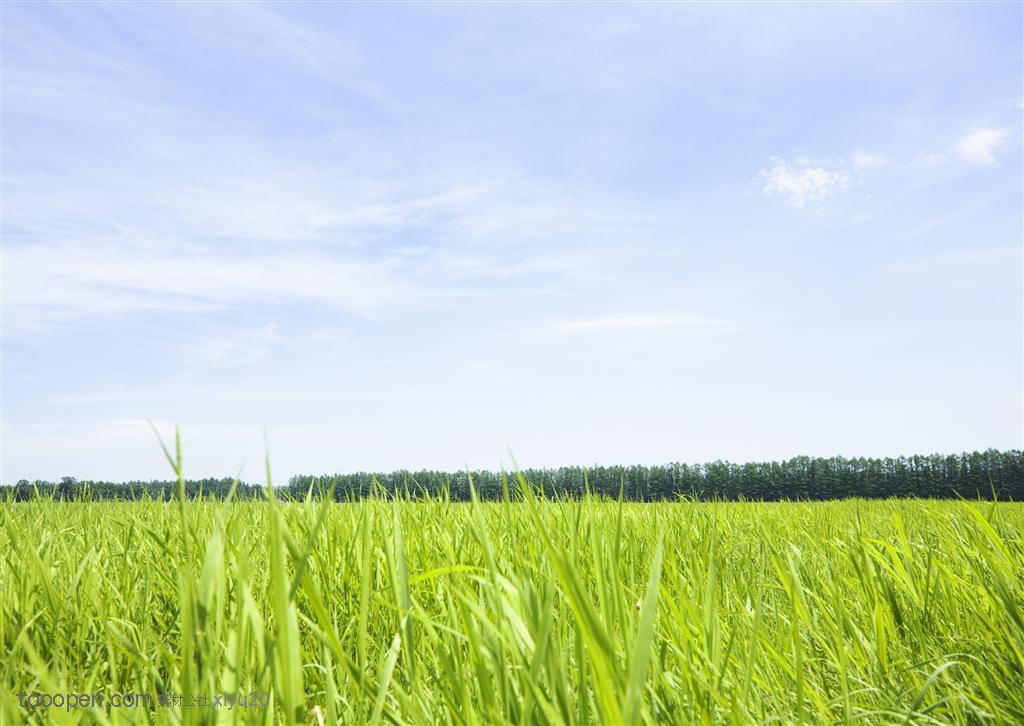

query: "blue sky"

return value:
[2, 2, 1021, 484]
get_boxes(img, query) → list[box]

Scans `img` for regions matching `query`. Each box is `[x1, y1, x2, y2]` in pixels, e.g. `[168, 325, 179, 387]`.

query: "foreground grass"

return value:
[2, 484, 1022, 724]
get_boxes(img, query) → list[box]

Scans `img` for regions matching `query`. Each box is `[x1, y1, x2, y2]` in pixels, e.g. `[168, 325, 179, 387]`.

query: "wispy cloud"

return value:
[956, 128, 1010, 167]
[550, 316, 742, 333]
[2, 243, 411, 334]
[758, 157, 850, 208]
[30, 422, 64, 434]
[170, 323, 285, 368]
[852, 151, 887, 169]
[2, 173, 653, 335]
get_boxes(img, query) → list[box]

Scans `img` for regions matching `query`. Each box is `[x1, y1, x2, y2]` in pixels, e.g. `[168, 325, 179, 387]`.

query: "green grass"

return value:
[2, 474, 1023, 724]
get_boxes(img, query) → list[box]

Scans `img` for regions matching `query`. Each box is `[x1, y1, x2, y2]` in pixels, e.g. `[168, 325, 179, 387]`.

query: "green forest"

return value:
[5, 449, 1022, 502]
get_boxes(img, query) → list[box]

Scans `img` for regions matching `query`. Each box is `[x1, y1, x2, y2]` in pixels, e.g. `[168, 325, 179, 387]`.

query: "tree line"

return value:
[1, 477, 267, 502]
[287, 450, 1024, 501]
[4, 450, 1022, 502]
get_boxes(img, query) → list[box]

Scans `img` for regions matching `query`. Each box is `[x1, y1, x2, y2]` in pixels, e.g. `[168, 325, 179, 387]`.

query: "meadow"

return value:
[2, 477, 1023, 724]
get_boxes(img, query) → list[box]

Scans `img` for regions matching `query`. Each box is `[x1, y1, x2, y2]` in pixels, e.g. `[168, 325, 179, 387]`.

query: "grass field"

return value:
[2, 479, 1023, 724]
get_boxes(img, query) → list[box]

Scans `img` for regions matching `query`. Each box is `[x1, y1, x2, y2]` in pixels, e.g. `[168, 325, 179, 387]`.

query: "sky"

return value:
[2, 2, 1022, 485]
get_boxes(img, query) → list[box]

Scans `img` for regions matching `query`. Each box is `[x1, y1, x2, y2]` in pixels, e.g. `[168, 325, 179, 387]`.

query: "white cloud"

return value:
[2, 166, 660, 336]
[104, 419, 258, 442]
[551, 316, 740, 333]
[2, 243, 411, 335]
[759, 157, 850, 208]
[30, 422, 64, 434]
[956, 128, 1010, 167]
[170, 323, 284, 368]
[896, 211, 963, 239]
[852, 151, 887, 169]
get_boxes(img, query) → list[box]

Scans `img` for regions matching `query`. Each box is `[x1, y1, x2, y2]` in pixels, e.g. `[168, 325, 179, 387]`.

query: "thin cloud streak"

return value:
[2, 244, 412, 334]
[551, 316, 745, 334]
